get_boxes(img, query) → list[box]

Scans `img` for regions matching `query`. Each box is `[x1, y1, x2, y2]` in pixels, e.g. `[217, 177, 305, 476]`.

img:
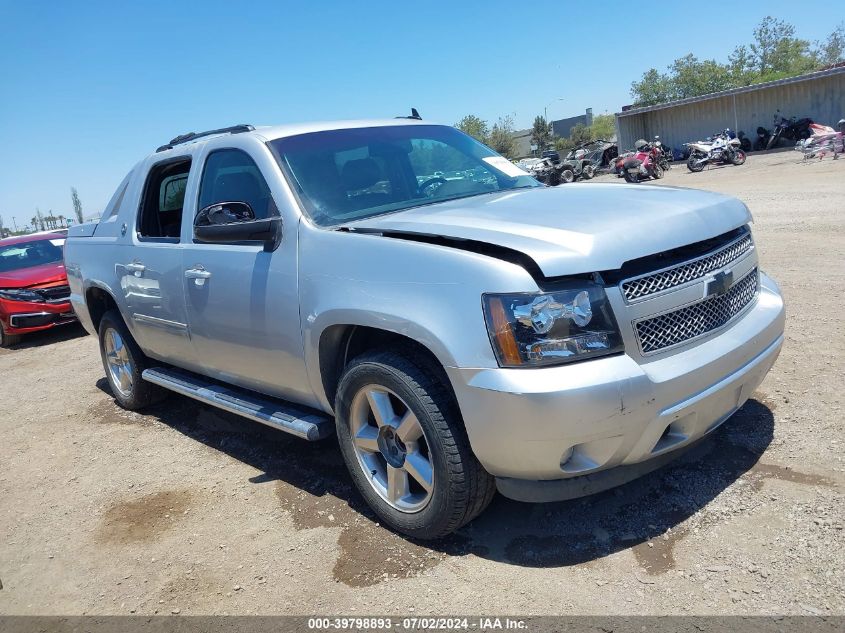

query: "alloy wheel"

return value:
[104, 327, 133, 398]
[348, 385, 434, 512]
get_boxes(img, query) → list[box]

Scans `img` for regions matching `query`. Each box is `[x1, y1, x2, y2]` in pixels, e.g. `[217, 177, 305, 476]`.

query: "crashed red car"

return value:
[0, 231, 76, 347]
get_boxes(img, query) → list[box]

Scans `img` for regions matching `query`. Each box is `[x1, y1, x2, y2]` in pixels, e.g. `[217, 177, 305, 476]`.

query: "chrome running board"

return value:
[142, 367, 333, 441]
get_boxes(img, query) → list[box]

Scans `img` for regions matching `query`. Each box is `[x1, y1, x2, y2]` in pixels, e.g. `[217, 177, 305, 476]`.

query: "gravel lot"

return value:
[1, 150, 843, 616]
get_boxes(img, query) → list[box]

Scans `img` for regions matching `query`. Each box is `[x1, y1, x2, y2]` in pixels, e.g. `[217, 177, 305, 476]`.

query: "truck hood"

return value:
[0, 262, 67, 289]
[345, 184, 751, 277]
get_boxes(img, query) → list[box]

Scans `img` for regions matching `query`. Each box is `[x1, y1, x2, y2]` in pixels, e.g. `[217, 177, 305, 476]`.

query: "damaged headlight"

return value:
[482, 284, 623, 367]
[0, 288, 44, 302]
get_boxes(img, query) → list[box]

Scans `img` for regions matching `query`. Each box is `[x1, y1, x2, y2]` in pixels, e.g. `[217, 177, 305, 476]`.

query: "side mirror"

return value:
[194, 202, 282, 251]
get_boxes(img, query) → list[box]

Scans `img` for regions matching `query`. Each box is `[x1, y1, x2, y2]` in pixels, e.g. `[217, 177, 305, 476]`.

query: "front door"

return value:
[181, 146, 310, 403]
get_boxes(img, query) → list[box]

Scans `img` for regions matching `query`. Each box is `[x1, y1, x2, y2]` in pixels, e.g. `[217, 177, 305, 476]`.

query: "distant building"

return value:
[514, 108, 595, 158]
[551, 108, 593, 138]
[615, 66, 845, 152]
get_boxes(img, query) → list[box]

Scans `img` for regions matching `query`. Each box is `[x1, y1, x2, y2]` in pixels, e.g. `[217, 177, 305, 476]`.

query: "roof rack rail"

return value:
[156, 124, 255, 152]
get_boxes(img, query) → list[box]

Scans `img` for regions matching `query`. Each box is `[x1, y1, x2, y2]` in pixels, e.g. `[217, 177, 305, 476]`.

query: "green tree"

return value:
[631, 68, 675, 106]
[815, 22, 845, 66]
[750, 16, 814, 79]
[455, 114, 489, 144]
[71, 187, 84, 224]
[488, 115, 517, 159]
[530, 115, 553, 153]
[568, 123, 591, 145]
[588, 114, 616, 140]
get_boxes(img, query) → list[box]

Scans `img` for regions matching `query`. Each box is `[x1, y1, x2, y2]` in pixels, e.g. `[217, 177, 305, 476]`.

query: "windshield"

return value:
[268, 124, 538, 227]
[0, 238, 65, 273]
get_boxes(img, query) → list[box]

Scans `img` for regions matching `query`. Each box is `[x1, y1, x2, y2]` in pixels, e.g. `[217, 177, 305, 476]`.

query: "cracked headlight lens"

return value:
[483, 284, 623, 367]
[0, 288, 44, 302]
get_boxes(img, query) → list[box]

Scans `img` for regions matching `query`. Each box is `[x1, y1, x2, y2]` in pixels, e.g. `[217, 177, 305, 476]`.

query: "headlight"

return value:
[0, 288, 44, 302]
[482, 284, 623, 367]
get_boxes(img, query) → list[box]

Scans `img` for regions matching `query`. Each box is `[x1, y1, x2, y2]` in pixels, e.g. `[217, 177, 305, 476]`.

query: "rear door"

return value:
[119, 155, 196, 364]
[180, 141, 310, 402]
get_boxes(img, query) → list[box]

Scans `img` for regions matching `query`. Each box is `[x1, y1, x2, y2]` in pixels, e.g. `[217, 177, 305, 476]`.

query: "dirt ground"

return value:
[1, 150, 843, 616]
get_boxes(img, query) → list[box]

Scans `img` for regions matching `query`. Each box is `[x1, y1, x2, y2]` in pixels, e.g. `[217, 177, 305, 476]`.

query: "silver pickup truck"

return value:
[65, 119, 785, 539]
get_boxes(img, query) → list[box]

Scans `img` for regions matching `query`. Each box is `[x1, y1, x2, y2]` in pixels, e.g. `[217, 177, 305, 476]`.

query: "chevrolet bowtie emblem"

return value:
[707, 268, 734, 297]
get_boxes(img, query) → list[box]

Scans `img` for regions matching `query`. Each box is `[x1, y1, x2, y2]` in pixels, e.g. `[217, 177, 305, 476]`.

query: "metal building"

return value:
[615, 66, 845, 153]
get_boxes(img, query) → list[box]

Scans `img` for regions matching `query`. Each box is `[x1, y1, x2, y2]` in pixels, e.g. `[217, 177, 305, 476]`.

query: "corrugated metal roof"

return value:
[617, 66, 845, 118]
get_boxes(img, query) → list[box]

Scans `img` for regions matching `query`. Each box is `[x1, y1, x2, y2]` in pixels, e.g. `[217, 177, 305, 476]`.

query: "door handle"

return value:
[125, 262, 145, 276]
[185, 267, 212, 287]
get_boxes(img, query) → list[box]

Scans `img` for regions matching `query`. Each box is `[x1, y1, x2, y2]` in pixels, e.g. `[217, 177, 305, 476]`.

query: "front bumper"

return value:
[0, 299, 77, 335]
[446, 273, 785, 501]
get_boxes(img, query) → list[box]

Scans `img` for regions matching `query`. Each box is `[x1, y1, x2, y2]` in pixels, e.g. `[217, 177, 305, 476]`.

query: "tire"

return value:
[560, 169, 575, 183]
[335, 349, 495, 540]
[0, 327, 22, 348]
[581, 165, 595, 180]
[623, 171, 639, 183]
[652, 165, 665, 179]
[731, 150, 746, 166]
[98, 310, 167, 410]
[766, 131, 780, 150]
[687, 154, 706, 172]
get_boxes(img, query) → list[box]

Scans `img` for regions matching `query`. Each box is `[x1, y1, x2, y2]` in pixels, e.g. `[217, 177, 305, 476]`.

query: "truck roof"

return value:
[153, 118, 431, 156]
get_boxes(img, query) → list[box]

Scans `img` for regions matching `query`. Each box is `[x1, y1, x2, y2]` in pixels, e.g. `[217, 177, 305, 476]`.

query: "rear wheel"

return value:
[624, 171, 639, 183]
[335, 350, 495, 539]
[98, 310, 167, 410]
[0, 327, 22, 348]
[687, 153, 706, 172]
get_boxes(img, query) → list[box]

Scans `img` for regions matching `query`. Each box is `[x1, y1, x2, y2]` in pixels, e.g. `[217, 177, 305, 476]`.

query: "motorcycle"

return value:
[622, 140, 664, 183]
[685, 129, 746, 172]
[754, 126, 771, 151]
[766, 111, 814, 150]
[794, 119, 845, 160]
[652, 135, 672, 171]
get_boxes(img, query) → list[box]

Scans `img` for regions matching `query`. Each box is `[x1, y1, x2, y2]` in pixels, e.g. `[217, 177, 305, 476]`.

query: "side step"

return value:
[141, 367, 333, 441]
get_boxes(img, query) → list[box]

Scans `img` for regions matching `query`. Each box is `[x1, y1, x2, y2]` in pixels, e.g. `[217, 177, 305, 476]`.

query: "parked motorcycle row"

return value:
[523, 111, 844, 186]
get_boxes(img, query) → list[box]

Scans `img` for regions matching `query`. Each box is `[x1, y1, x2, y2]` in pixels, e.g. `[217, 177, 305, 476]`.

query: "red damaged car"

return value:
[0, 230, 76, 347]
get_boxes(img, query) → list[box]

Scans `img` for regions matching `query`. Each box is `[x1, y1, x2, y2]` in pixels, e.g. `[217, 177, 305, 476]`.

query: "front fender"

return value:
[297, 223, 539, 411]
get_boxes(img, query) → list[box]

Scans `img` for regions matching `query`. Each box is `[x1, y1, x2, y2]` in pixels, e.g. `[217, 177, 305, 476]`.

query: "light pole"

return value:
[544, 98, 565, 124]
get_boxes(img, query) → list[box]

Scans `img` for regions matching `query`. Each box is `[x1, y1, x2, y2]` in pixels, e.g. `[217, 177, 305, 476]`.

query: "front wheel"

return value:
[624, 171, 639, 183]
[560, 169, 575, 183]
[731, 149, 746, 165]
[0, 327, 22, 348]
[98, 310, 167, 410]
[335, 350, 495, 539]
[766, 131, 781, 150]
[581, 165, 595, 180]
[652, 165, 665, 179]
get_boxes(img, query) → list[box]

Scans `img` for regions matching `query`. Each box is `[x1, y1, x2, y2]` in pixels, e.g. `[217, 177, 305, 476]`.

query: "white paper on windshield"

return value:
[483, 156, 529, 177]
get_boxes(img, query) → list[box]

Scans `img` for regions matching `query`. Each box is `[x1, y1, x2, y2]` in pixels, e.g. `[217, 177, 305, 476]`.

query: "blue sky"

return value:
[0, 0, 840, 227]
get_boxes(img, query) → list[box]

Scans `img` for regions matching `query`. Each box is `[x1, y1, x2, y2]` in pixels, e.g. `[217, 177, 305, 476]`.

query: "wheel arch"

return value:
[84, 283, 121, 333]
[316, 322, 455, 414]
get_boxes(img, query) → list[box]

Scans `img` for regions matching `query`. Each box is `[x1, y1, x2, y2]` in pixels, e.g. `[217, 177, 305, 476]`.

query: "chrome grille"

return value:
[635, 268, 759, 354]
[621, 233, 754, 302]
